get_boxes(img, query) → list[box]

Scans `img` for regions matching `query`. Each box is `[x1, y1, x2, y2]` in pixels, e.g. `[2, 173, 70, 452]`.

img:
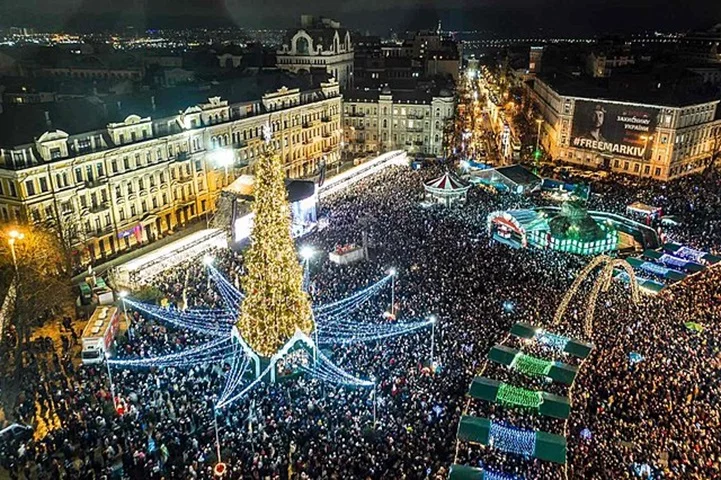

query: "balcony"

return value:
[89, 202, 110, 214]
[83, 177, 108, 189]
[322, 132, 333, 138]
[175, 151, 189, 162]
[321, 116, 332, 123]
[346, 112, 365, 118]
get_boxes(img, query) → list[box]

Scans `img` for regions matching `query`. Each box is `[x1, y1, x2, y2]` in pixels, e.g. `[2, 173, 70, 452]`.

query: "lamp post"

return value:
[211, 149, 234, 187]
[7, 229, 24, 272]
[534, 118, 543, 172]
[203, 255, 214, 290]
[388, 268, 397, 316]
[105, 351, 116, 409]
[299, 246, 315, 292]
[119, 290, 130, 333]
[429, 315, 437, 366]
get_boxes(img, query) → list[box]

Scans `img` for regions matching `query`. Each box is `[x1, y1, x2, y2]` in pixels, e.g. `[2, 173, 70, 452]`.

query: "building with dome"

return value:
[276, 16, 354, 90]
[342, 85, 455, 157]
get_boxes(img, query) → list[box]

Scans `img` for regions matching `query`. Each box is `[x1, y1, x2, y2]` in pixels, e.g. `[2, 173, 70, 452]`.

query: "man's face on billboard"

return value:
[593, 108, 605, 128]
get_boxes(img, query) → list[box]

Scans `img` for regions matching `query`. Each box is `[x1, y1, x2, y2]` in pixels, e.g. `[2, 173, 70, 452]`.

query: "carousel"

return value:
[424, 172, 471, 207]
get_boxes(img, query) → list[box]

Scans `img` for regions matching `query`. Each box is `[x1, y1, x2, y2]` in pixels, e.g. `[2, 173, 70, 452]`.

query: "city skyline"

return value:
[0, 0, 720, 36]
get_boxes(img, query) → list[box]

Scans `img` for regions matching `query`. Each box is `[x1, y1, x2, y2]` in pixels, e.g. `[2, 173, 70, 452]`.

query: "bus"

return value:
[81, 306, 119, 365]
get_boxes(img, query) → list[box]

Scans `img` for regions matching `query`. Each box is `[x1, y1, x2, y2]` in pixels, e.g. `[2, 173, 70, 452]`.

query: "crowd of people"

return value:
[1, 162, 720, 479]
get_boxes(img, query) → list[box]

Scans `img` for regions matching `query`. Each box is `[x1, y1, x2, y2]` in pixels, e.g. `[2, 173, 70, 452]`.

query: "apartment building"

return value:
[529, 74, 721, 180]
[0, 79, 342, 264]
[343, 85, 454, 157]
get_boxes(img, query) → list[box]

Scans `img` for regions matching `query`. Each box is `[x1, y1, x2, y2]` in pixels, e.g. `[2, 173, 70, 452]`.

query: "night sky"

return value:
[0, 0, 720, 35]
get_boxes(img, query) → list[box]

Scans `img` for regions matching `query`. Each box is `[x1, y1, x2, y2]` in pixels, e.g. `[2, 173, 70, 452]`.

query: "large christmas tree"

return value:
[236, 137, 314, 357]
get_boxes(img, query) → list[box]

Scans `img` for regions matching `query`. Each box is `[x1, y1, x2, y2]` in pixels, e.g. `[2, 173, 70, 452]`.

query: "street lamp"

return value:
[388, 268, 397, 316]
[203, 256, 214, 289]
[210, 149, 235, 186]
[534, 118, 543, 172]
[119, 290, 130, 330]
[7, 229, 24, 272]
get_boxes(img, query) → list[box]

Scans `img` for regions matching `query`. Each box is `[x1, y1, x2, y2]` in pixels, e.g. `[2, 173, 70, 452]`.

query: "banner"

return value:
[571, 100, 659, 159]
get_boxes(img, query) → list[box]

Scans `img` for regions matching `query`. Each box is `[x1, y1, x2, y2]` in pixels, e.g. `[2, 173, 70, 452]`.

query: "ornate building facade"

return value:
[276, 16, 354, 90]
[0, 80, 341, 264]
[343, 86, 455, 157]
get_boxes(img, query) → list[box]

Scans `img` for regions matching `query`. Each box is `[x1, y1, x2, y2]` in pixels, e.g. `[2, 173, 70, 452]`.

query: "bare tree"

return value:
[0, 224, 74, 353]
[703, 123, 721, 173]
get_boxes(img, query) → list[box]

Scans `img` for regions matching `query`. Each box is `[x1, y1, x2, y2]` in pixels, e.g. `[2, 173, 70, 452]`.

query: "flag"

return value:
[684, 322, 704, 333]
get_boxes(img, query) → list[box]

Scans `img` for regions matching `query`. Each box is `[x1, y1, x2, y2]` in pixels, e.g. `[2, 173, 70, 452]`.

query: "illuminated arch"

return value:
[553, 255, 640, 339]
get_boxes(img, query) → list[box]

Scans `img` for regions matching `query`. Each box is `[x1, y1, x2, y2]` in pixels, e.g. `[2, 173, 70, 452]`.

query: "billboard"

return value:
[571, 100, 659, 159]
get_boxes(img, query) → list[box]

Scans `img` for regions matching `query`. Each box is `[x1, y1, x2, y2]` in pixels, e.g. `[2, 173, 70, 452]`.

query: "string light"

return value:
[301, 350, 374, 387]
[235, 142, 314, 357]
[218, 343, 251, 405]
[657, 254, 688, 268]
[496, 383, 543, 410]
[535, 331, 569, 351]
[216, 364, 274, 409]
[318, 318, 435, 345]
[510, 352, 552, 377]
[126, 299, 232, 336]
[483, 469, 525, 480]
[488, 421, 536, 457]
[109, 337, 235, 369]
[675, 245, 706, 263]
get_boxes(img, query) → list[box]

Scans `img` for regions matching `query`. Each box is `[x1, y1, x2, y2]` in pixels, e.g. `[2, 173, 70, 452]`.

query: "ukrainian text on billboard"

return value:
[571, 100, 659, 159]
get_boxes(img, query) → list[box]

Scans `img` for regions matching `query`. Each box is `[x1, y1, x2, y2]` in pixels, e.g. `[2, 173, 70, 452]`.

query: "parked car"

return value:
[0, 423, 33, 444]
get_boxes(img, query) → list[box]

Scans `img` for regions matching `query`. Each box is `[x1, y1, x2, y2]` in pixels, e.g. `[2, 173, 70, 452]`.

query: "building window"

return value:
[111, 159, 118, 173]
[633, 163, 640, 173]
[97, 163, 104, 177]
[75, 167, 83, 183]
[25, 180, 35, 196]
[130, 204, 136, 216]
[123, 157, 130, 170]
[39, 177, 48, 193]
[8, 182, 16, 197]
[655, 167, 661, 176]
[50, 148, 62, 159]
[644, 165, 650, 175]
[623, 161, 629, 170]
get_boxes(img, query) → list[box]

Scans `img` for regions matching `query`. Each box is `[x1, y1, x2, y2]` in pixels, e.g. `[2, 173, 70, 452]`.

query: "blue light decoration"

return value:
[535, 330, 569, 351]
[639, 261, 674, 277]
[108, 336, 235, 369]
[301, 350, 373, 387]
[488, 421, 536, 457]
[675, 245, 706, 263]
[629, 352, 645, 364]
[207, 264, 244, 310]
[216, 364, 273, 410]
[217, 343, 251, 405]
[483, 468, 525, 480]
[317, 318, 435, 345]
[657, 254, 688, 269]
[125, 299, 233, 337]
[580, 428, 593, 441]
[502, 301, 515, 313]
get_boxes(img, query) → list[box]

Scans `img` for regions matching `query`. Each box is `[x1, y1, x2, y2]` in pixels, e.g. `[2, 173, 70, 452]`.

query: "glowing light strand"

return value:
[496, 383, 544, 410]
[535, 331, 569, 351]
[109, 337, 234, 368]
[676, 246, 706, 263]
[216, 364, 274, 409]
[483, 469, 525, 480]
[126, 299, 232, 336]
[302, 350, 374, 387]
[488, 421, 536, 457]
[218, 343, 251, 405]
[207, 265, 244, 309]
[313, 275, 391, 314]
[510, 353, 553, 377]
[317, 319, 434, 345]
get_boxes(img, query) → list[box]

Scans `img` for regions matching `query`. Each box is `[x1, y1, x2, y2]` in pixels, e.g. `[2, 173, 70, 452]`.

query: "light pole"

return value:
[534, 118, 543, 172]
[203, 255, 214, 291]
[119, 290, 130, 333]
[388, 268, 397, 316]
[7, 229, 24, 272]
[429, 315, 437, 366]
[300, 246, 315, 292]
[211, 149, 234, 187]
[105, 351, 116, 409]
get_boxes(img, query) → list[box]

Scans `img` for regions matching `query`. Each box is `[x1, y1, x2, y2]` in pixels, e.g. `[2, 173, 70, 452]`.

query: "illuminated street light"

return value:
[203, 256, 214, 266]
[7, 229, 24, 272]
[300, 245, 315, 261]
[210, 149, 235, 186]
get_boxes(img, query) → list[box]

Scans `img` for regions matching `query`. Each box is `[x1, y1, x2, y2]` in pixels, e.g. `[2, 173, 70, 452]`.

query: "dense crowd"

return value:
[1, 163, 720, 479]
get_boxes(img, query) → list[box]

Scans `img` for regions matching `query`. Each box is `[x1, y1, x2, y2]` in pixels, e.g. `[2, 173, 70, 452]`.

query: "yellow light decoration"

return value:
[236, 141, 314, 357]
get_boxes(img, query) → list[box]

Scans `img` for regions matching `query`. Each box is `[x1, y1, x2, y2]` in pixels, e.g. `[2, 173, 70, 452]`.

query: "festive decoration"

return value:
[235, 141, 314, 357]
[628, 352, 645, 364]
[125, 299, 233, 336]
[511, 353, 552, 377]
[684, 321, 704, 333]
[108, 337, 235, 369]
[317, 318, 435, 345]
[488, 421, 536, 456]
[301, 350, 374, 387]
[496, 383, 543, 410]
[484, 469, 525, 480]
[536, 331, 569, 351]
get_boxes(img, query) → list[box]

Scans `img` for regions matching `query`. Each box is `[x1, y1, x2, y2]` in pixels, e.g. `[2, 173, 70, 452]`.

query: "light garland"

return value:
[109, 336, 235, 369]
[675, 245, 706, 263]
[207, 264, 244, 310]
[483, 469, 525, 480]
[639, 261, 671, 277]
[313, 275, 391, 316]
[496, 383, 543, 410]
[218, 343, 251, 405]
[301, 350, 374, 387]
[318, 318, 434, 345]
[535, 331, 569, 351]
[657, 254, 688, 268]
[488, 421, 536, 457]
[510, 353, 552, 377]
[126, 299, 232, 336]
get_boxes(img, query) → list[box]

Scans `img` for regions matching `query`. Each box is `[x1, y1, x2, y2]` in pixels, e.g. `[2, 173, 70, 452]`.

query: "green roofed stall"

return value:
[456, 415, 566, 464]
[510, 322, 594, 359]
[468, 377, 570, 419]
[448, 464, 484, 480]
[488, 346, 578, 385]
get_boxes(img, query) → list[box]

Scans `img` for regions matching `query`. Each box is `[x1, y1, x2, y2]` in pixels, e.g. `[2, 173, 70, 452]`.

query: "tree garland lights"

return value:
[510, 353, 553, 378]
[218, 342, 251, 405]
[207, 264, 244, 310]
[216, 364, 274, 410]
[496, 383, 543, 410]
[235, 141, 314, 357]
[489, 421, 536, 457]
[483, 469, 525, 480]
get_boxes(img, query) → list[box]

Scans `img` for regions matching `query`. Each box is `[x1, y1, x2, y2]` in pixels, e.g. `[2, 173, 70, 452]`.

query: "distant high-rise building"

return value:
[529, 46, 544, 74]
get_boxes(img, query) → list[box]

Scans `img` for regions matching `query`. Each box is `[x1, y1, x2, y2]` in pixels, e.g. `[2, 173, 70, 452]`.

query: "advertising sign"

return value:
[571, 100, 659, 159]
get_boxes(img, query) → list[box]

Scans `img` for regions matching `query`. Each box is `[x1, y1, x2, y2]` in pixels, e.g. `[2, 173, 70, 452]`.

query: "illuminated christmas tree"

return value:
[236, 129, 314, 357]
